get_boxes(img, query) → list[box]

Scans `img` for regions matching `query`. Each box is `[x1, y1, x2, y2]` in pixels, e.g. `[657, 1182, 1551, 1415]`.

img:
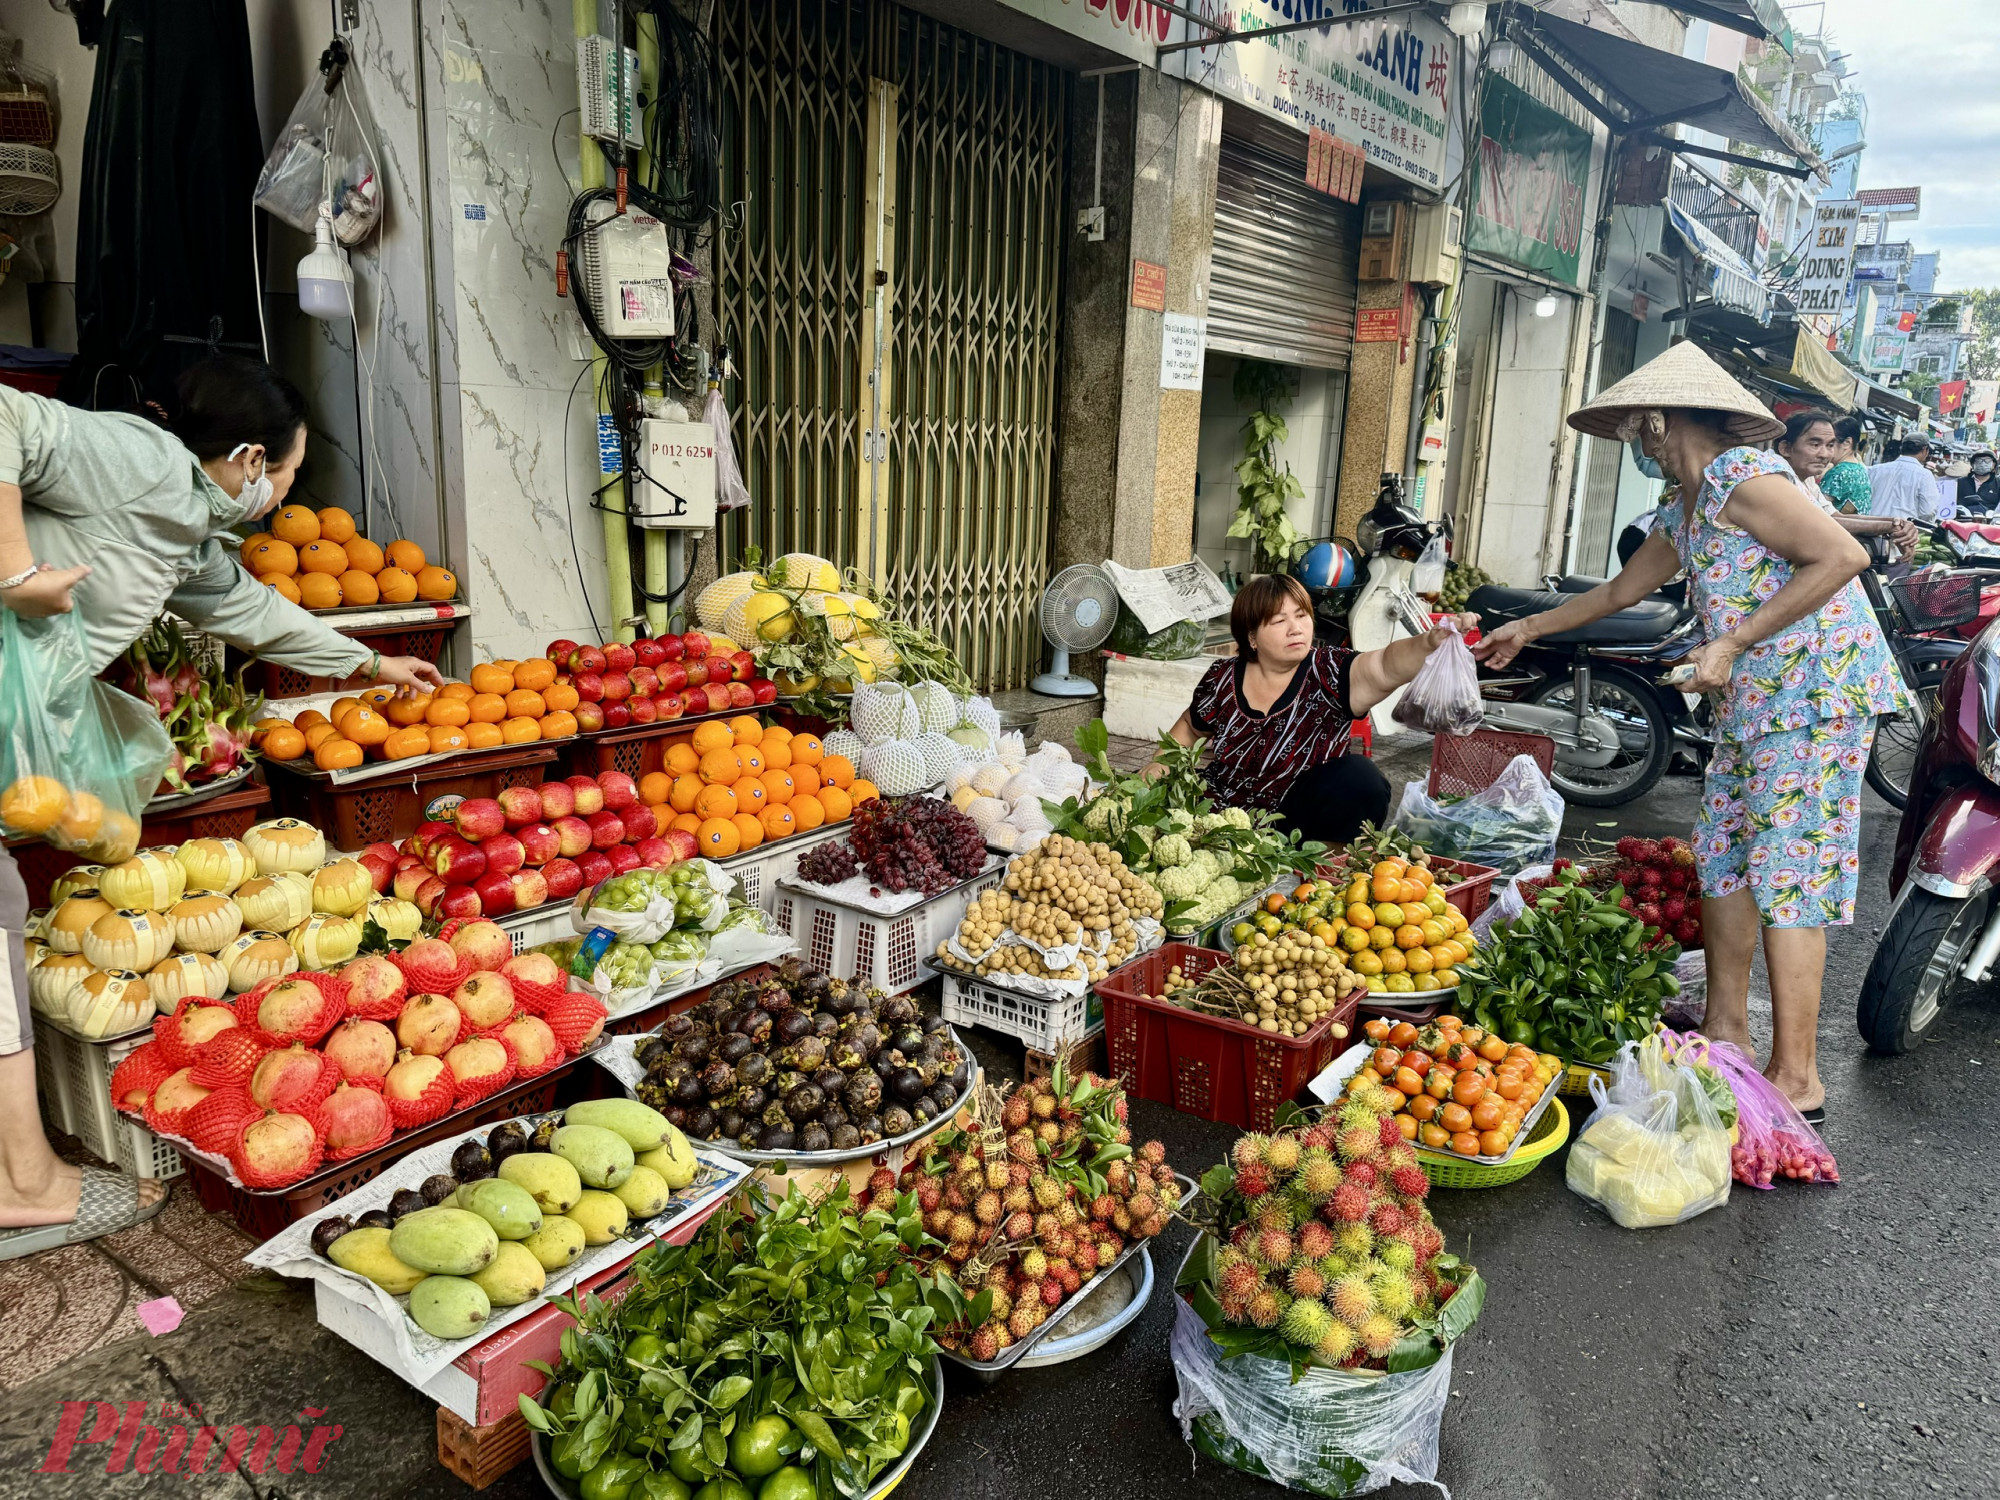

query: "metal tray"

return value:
[144, 766, 254, 813]
[940, 1173, 1197, 1381]
[530, 1354, 942, 1500]
[1314, 1042, 1563, 1169]
[1018, 1244, 1153, 1368]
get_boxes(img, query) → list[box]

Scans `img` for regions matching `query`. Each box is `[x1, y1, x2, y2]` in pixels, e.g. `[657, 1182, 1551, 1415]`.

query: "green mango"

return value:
[408, 1275, 490, 1339]
[551, 1124, 636, 1189]
[564, 1098, 673, 1151]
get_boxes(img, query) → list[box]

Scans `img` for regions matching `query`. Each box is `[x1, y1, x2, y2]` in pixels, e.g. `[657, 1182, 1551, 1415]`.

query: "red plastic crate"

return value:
[1317, 853, 1500, 920]
[263, 743, 559, 848]
[243, 621, 457, 700]
[1426, 728, 1555, 802]
[1096, 944, 1358, 1132]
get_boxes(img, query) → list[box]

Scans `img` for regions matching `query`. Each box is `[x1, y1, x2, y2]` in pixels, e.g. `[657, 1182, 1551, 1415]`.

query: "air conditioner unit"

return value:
[1407, 202, 1463, 286]
[633, 419, 718, 530]
[576, 34, 641, 148]
[575, 200, 676, 340]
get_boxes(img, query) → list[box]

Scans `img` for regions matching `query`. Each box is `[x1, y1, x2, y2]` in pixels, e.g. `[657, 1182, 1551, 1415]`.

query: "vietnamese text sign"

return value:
[1793, 198, 1859, 316]
[1131, 259, 1167, 312]
[1163, 0, 1455, 191]
[1867, 333, 1910, 372]
[1466, 76, 1590, 287]
[992, 0, 1167, 66]
[1356, 308, 1403, 342]
[1160, 312, 1206, 389]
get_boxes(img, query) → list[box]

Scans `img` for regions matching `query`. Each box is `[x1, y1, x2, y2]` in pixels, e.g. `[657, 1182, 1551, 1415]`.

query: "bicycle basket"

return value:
[1887, 571, 1986, 633]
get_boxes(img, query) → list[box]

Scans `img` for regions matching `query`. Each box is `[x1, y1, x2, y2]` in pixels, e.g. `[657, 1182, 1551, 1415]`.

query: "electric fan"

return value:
[1031, 563, 1121, 696]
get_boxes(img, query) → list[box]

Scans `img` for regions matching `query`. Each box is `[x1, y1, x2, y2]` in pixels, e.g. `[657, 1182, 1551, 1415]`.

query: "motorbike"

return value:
[1300, 475, 1448, 655]
[1858, 612, 2000, 1053]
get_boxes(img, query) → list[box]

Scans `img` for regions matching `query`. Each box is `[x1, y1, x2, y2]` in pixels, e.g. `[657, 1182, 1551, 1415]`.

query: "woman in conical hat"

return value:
[1474, 341, 1906, 1119]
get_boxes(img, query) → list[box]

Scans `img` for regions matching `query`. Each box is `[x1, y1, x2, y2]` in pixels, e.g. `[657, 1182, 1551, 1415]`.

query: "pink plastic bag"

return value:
[1700, 1038, 1839, 1188]
[1392, 628, 1483, 736]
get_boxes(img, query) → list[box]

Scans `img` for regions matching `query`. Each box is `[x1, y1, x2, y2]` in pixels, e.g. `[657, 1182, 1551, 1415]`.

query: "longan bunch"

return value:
[943, 836, 1164, 983]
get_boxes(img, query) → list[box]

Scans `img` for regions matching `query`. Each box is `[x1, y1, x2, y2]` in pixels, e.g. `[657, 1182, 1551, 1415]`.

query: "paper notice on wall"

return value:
[1160, 312, 1206, 390]
[1102, 557, 1232, 635]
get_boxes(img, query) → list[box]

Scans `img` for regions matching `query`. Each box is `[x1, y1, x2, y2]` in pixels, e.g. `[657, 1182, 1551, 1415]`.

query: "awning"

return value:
[1789, 328, 1856, 409]
[1655, 0, 1794, 49]
[1665, 201, 1770, 322]
[1859, 379, 1924, 421]
[1504, 7, 1822, 177]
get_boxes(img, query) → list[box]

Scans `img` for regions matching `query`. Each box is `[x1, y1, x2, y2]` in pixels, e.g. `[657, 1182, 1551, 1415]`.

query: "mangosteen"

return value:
[716, 1009, 746, 1036]
[812, 1066, 845, 1097]
[822, 978, 854, 1014]
[662, 1013, 696, 1040]
[775, 1011, 813, 1045]
[830, 1123, 861, 1151]
[663, 1103, 689, 1128]
[811, 1011, 840, 1041]
[356, 1208, 394, 1231]
[674, 1032, 713, 1067]
[782, 1036, 828, 1072]
[881, 1104, 913, 1137]
[420, 1173, 459, 1206]
[872, 1054, 897, 1081]
[892, 1025, 925, 1055]
[798, 1122, 831, 1153]
[673, 1072, 706, 1106]
[777, 955, 807, 985]
[701, 1059, 737, 1098]
[311, 1216, 353, 1258]
[716, 1107, 745, 1140]
[758, 1123, 795, 1152]
[657, 1057, 695, 1088]
[921, 1012, 948, 1035]
[844, 1072, 883, 1116]
[637, 1080, 671, 1112]
[635, 1035, 670, 1069]
[389, 1187, 428, 1222]
[759, 984, 796, 1015]
[718, 1033, 754, 1065]
[880, 994, 918, 1026]
[529, 1118, 560, 1152]
[948, 1059, 972, 1092]
[849, 1022, 883, 1057]
[890, 1067, 926, 1103]
[738, 1085, 769, 1117]
[762, 1100, 792, 1128]
[452, 1141, 494, 1181]
[913, 1058, 942, 1089]
[856, 1114, 884, 1143]
[737, 1008, 773, 1044]
[927, 1086, 959, 1117]
[911, 1098, 937, 1126]
[833, 1040, 868, 1072]
[488, 1121, 530, 1163]
[686, 1106, 717, 1140]
[820, 1101, 850, 1132]
[785, 1082, 824, 1121]
[735, 1052, 772, 1089]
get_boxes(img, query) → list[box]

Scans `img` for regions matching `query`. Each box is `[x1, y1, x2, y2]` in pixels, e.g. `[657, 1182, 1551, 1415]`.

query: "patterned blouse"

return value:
[1820, 459, 1871, 514]
[1188, 646, 1355, 811]
[1653, 448, 1907, 742]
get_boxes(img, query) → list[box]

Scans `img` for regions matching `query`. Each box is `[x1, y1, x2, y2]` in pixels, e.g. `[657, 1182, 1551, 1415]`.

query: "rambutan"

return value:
[1315, 1321, 1359, 1365]
[1296, 1220, 1335, 1261]
[986, 1160, 1011, 1190]
[1138, 1140, 1166, 1165]
[1003, 1210, 1034, 1240]
[1008, 1131, 1037, 1163]
[916, 1176, 943, 1211]
[975, 1190, 1002, 1225]
[969, 1325, 1000, 1362]
[1253, 1199, 1293, 1235]
[1034, 1212, 1060, 1240]
[1032, 1175, 1064, 1209]
[1009, 1161, 1031, 1188]
[1336, 1125, 1381, 1164]
[1220, 1290, 1254, 1325]
[1379, 1239, 1418, 1273]
[1040, 1276, 1063, 1307]
[1228, 1223, 1254, 1253]
[1002, 1095, 1031, 1129]
[1236, 1160, 1272, 1198]
[948, 1213, 976, 1245]
[944, 1182, 967, 1211]
[1233, 1134, 1270, 1170]
[1336, 1222, 1374, 1260]
[1246, 1287, 1288, 1329]
[1074, 1240, 1100, 1273]
[1020, 1248, 1049, 1280]
[1286, 1263, 1326, 1301]
[1358, 1313, 1400, 1358]
[1008, 1306, 1037, 1339]
[1329, 1274, 1375, 1327]
[1295, 1146, 1342, 1203]
[1055, 1264, 1081, 1295]
[1369, 1202, 1408, 1238]
[1372, 1269, 1416, 1321]
[1255, 1228, 1296, 1268]
[1280, 1296, 1333, 1349]
[1390, 1163, 1430, 1201]
[1091, 1193, 1117, 1221]
[1328, 1182, 1370, 1223]
[1003, 1185, 1032, 1214]
[1056, 1200, 1081, 1228]
[1263, 1135, 1302, 1174]
[1300, 1120, 1338, 1152]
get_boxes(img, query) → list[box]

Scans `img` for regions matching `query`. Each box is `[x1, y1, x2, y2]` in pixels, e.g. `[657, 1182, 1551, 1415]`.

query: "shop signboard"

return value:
[1465, 76, 1590, 287]
[1867, 332, 1910, 372]
[992, 0, 1168, 66]
[1162, 0, 1455, 191]
[1792, 198, 1859, 317]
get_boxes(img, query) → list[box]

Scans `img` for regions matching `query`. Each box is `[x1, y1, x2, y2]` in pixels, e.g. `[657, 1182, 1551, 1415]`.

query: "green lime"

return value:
[582, 1455, 651, 1500]
[625, 1333, 668, 1366]
[693, 1479, 754, 1500]
[642, 1475, 694, 1500]
[668, 1448, 707, 1485]
[548, 1383, 578, 1420]
[551, 1431, 590, 1481]
[758, 1468, 816, 1500]
[728, 1415, 793, 1479]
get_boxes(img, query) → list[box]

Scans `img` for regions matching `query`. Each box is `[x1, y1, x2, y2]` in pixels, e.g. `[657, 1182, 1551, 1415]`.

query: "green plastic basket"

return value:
[1559, 1059, 1611, 1098]
[1416, 1096, 1569, 1190]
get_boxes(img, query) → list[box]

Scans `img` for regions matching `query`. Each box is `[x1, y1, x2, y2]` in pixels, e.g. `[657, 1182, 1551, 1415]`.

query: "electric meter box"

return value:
[1358, 199, 1408, 281]
[1407, 203, 1463, 286]
[634, 420, 718, 530]
[578, 201, 677, 340]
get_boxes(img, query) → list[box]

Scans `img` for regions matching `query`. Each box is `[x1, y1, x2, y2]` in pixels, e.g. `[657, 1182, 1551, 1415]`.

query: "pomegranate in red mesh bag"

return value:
[231, 1110, 326, 1189]
[444, 1032, 517, 1109]
[322, 1016, 397, 1087]
[337, 953, 407, 1022]
[184, 1085, 262, 1156]
[145, 1066, 216, 1138]
[383, 1050, 456, 1129]
[498, 951, 569, 1015]
[544, 991, 609, 1053]
[155, 1000, 240, 1068]
[245, 1043, 339, 1113]
[109, 1042, 174, 1115]
[394, 991, 464, 1057]
[492, 1010, 562, 1079]
[394, 936, 469, 997]
[190, 1027, 274, 1089]
[319, 1081, 395, 1160]
[445, 918, 514, 975]
[237, 972, 347, 1046]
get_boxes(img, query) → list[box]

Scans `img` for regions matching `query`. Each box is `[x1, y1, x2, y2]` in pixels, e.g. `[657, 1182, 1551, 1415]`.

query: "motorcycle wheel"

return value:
[1864, 662, 1947, 810]
[1856, 887, 1990, 1054]
[1530, 664, 1671, 806]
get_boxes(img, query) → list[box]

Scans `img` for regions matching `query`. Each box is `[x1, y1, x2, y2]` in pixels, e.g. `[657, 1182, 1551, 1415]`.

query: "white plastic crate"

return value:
[719, 822, 847, 912]
[37, 1020, 184, 1180]
[32, 1021, 74, 1137]
[941, 970, 1105, 1052]
[499, 899, 576, 955]
[771, 864, 1003, 996]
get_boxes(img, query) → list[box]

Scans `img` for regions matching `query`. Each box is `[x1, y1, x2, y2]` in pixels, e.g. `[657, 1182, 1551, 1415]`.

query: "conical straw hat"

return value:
[1568, 340, 1785, 443]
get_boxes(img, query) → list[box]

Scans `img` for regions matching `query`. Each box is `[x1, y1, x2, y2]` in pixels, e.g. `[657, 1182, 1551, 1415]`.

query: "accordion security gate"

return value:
[716, 0, 1069, 691]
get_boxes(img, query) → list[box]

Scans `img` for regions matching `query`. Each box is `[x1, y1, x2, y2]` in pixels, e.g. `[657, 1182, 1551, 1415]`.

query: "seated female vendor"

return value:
[1153, 575, 1476, 845]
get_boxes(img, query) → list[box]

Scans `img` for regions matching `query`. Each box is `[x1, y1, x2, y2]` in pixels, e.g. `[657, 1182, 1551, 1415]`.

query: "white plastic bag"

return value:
[1567, 1032, 1732, 1228]
[254, 40, 383, 242]
[1411, 535, 1448, 602]
[1392, 627, 1483, 737]
[703, 385, 751, 513]
[1393, 754, 1563, 874]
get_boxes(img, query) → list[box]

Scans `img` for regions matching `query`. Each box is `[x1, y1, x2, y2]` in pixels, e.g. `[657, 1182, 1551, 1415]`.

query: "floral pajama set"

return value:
[1656, 449, 1908, 928]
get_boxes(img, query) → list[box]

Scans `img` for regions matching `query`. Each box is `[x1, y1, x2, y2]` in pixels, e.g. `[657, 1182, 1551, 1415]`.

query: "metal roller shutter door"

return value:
[1207, 132, 1361, 371]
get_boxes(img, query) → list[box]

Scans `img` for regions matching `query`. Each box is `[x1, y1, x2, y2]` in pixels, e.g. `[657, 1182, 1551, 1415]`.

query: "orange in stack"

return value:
[240, 506, 458, 610]
[251, 657, 580, 769]
[646, 716, 878, 857]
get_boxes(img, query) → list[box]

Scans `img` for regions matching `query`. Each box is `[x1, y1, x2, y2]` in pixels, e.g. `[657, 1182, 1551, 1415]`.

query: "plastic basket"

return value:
[1427, 729, 1556, 802]
[1560, 1059, 1612, 1097]
[557, 707, 742, 782]
[940, 969, 1102, 1053]
[1417, 1097, 1569, 1189]
[1887, 570, 1988, 633]
[1096, 944, 1358, 1132]
[715, 821, 848, 912]
[35, 1021, 185, 1180]
[772, 863, 1003, 995]
[33, 1020, 74, 1136]
[246, 620, 457, 700]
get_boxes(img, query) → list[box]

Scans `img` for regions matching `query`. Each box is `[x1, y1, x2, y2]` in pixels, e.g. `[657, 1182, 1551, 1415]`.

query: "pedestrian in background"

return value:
[1819, 415, 1872, 514]
[1867, 436, 1949, 525]
[1959, 451, 2000, 515]
[1774, 411, 1918, 558]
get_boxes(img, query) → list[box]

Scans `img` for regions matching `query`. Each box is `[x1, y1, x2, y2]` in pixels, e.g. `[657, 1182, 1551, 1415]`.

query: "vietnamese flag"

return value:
[1940, 380, 1967, 414]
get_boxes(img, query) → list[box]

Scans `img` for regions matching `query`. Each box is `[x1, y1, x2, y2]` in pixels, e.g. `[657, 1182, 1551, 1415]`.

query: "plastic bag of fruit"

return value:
[1393, 754, 1563, 875]
[1695, 1036, 1839, 1188]
[0, 609, 170, 861]
[1391, 624, 1484, 737]
[1567, 1030, 1731, 1228]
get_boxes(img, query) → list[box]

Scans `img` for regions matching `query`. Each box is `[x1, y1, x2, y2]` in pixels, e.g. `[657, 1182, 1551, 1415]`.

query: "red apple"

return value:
[728, 650, 757, 683]
[409, 820, 456, 860]
[632, 637, 666, 668]
[661, 828, 699, 863]
[627, 695, 658, 725]
[537, 780, 575, 820]
[600, 671, 633, 704]
[552, 815, 593, 858]
[363, 840, 400, 863]
[620, 803, 658, 841]
[567, 644, 606, 674]
[574, 701, 606, 733]
[546, 638, 580, 663]
[633, 836, 673, 868]
[396, 852, 424, 873]
[701, 656, 734, 686]
[541, 858, 585, 901]
[629, 666, 660, 697]
[480, 831, 525, 878]
[603, 642, 636, 672]
[410, 872, 446, 912]
[605, 845, 642, 875]
[509, 868, 550, 911]
[586, 811, 626, 850]
[472, 870, 517, 916]
[439, 884, 484, 920]
[656, 693, 686, 720]
[358, 849, 398, 894]
[682, 659, 709, 690]
[454, 797, 506, 842]
[602, 702, 631, 731]
[750, 679, 778, 706]
[598, 771, 639, 811]
[575, 851, 614, 887]
[429, 835, 487, 885]
[517, 823, 559, 865]
[656, 660, 687, 694]
[566, 776, 605, 816]
[701, 683, 733, 713]
[497, 786, 545, 829]
[682, 630, 711, 658]
[573, 671, 605, 703]
[657, 634, 686, 662]
[725, 681, 756, 709]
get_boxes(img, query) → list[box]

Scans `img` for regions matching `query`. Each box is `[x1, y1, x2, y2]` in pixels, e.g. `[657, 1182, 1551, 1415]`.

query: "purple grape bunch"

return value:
[851, 796, 986, 896]
[798, 839, 861, 886]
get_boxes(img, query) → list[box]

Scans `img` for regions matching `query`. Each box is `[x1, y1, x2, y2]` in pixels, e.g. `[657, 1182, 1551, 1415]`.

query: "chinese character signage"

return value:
[1163, 0, 1455, 191]
[1466, 76, 1591, 287]
[1793, 198, 1858, 317]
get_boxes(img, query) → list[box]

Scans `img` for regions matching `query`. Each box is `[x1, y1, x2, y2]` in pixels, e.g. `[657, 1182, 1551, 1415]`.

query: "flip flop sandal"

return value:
[1801, 1106, 1827, 1126]
[0, 1166, 171, 1263]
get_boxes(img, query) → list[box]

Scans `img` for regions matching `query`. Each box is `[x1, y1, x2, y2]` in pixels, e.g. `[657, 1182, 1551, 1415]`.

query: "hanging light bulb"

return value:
[296, 212, 354, 320]
[1488, 39, 1520, 70]
[1534, 293, 1559, 318]
[1447, 2, 1489, 38]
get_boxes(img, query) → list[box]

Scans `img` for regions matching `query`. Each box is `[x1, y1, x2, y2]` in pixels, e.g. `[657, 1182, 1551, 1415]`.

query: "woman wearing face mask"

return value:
[1957, 451, 2000, 515]
[0, 356, 444, 1260]
[1474, 344, 1906, 1119]
[1775, 410, 1919, 557]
